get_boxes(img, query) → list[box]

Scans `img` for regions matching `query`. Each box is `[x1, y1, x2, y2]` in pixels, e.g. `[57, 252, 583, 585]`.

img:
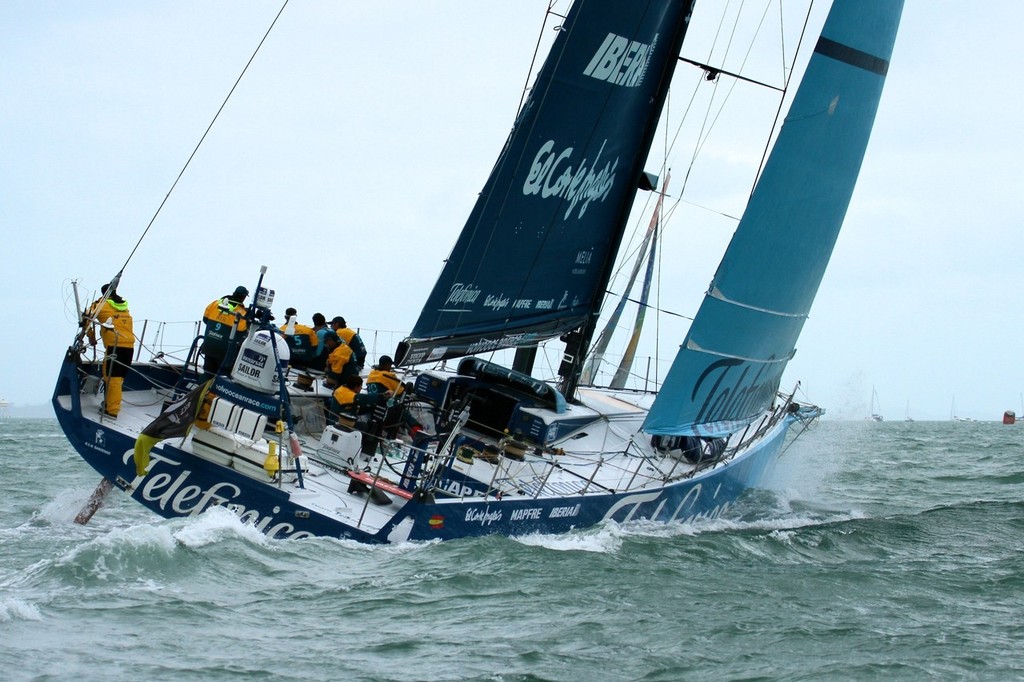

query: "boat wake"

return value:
[506, 488, 870, 554]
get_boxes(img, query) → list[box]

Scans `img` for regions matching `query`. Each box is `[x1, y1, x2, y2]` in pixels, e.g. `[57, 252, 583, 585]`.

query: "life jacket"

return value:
[326, 342, 353, 375]
[89, 298, 134, 349]
[366, 368, 401, 395]
[332, 384, 381, 417]
[332, 384, 358, 413]
[337, 327, 367, 365]
[283, 323, 319, 360]
[203, 297, 248, 345]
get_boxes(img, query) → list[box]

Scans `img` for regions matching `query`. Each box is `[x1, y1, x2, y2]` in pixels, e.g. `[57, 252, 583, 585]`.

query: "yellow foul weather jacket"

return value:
[88, 298, 134, 349]
[203, 297, 248, 345]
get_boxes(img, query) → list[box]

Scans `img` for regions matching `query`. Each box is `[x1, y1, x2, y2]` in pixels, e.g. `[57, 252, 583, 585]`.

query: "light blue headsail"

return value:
[645, 0, 904, 437]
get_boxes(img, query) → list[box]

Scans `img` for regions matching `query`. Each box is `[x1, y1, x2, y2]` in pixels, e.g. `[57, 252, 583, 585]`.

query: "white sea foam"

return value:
[329, 535, 442, 556]
[170, 505, 268, 548]
[512, 524, 624, 553]
[38, 486, 94, 525]
[0, 598, 42, 622]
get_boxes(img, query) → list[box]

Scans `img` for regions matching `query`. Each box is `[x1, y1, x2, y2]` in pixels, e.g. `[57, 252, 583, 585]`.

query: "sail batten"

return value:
[708, 286, 809, 318]
[685, 339, 796, 364]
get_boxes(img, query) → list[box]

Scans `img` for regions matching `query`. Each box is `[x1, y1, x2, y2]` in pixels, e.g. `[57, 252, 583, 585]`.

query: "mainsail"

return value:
[397, 0, 696, 367]
[644, 0, 903, 437]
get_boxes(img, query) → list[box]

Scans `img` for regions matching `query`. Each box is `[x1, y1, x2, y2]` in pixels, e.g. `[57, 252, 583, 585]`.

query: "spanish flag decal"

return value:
[428, 515, 444, 530]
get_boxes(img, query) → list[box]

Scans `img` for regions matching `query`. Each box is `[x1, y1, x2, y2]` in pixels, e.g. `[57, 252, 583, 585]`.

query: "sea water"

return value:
[2, 418, 1023, 681]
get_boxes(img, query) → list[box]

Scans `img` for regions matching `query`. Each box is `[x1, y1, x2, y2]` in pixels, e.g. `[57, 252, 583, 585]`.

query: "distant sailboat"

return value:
[950, 396, 973, 422]
[868, 386, 883, 422]
[904, 400, 913, 422]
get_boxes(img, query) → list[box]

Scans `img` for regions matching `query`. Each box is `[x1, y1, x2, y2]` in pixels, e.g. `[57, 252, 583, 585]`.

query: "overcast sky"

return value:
[2, 1, 1022, 422]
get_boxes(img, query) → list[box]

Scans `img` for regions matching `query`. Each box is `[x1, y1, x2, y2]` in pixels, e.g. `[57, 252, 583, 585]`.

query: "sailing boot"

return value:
[105, 376, 123, 417]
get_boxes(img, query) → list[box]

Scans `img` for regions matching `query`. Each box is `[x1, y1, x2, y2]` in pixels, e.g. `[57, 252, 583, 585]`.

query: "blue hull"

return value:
[53, 353, 792, 543]
[399, 424, 787, 542]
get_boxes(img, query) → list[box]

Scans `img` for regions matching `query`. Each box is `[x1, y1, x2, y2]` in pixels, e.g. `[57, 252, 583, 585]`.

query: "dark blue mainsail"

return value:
[397, 0, 696, 367]
[644, 0, 903, 437]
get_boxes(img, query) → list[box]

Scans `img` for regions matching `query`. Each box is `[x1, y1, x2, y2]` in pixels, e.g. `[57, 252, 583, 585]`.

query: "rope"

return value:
[118, 1, 290, 275]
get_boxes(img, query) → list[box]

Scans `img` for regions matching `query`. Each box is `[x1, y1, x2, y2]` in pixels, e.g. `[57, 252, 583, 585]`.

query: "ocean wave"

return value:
[0, 598, 42, 622]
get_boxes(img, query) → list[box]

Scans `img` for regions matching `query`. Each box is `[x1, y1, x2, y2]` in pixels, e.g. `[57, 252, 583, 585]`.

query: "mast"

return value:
[558, 12, 693, 401]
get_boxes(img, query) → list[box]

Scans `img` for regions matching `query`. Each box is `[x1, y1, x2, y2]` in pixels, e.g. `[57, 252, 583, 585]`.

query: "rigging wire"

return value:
[516, 1, 565, 116]
[750, 1, 817, 189]
[591, 1, 818, 389]
[117, 1, 290, 278]
[682, 0, 776, 197]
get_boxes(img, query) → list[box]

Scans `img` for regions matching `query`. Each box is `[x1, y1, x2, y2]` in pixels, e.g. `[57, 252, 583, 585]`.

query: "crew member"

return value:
[366, 355, 401, 396]
[321, 330, 357, 388]
[366, 354, 422, 439]
[280, 307, 319, 369]
[331, 316, 367, 371]
[309, 313, 329, 371]
[330, 375, 390, 426]
[201, 285, 249, 375]
[85, 284, 134, 417]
